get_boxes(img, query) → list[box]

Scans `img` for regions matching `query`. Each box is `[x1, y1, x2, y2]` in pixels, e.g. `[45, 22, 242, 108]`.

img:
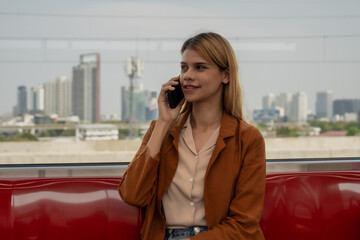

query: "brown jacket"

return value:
[119, 111, 266, 240]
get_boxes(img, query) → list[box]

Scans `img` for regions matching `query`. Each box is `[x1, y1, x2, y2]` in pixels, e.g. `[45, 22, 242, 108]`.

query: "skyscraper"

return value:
[56, 76, 72, 117]
[275, 93, 292, 118]
[353, 99, 360, 115]
[30, 85, 44, 114]
[72, 53, 101, 123]
[43, 81, 57, 116]
[121, 86, 129, 121]
[262, 93, 276, 109]
[13, 86, 27, 116]
[289, 92, 308, 122]
[316, 91, 333, 120]
[146, 91, 158, 121]
[121, 85, 158, 122]
[42, 77, 72, 117]
[333, 99, 360, 117]
[261, 92, 291, 120]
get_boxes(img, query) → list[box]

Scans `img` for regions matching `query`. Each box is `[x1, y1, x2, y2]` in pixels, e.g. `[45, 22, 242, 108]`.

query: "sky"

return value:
[0, 0, 359, 118]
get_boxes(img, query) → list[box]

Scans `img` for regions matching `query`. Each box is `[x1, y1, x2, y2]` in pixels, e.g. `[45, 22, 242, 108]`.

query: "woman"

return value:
[119, 32, 266, 240]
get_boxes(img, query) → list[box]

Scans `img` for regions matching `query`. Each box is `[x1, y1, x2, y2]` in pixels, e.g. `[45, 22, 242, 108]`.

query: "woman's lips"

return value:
[183, 85, 200, 91]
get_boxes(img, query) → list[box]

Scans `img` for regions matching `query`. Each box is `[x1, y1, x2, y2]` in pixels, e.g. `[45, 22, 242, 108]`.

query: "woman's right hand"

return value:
[157, 76, 185, 124]
[146, 76, 185, 158]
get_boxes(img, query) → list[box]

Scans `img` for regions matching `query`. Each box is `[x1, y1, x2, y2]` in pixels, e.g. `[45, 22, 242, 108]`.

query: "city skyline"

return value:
[262, 91, 308, 122]
[1, 48, 358, 117]
[5, 68, 359, 118]
[258, 90, 360, 122]
[1, 0, 359, 116]
[7, 77, 360, 122]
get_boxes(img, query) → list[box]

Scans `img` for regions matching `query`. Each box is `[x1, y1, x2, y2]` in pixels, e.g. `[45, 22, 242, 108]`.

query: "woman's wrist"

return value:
[155, 118, 173, 129]
[146, 119, 173, 158]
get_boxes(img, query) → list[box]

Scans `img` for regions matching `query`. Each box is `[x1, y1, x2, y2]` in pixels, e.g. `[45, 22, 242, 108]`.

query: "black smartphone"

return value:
[167, 80, 184, 109]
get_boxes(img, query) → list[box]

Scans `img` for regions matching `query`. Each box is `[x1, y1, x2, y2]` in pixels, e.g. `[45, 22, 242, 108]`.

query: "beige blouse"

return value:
[162, 114, 220, 228]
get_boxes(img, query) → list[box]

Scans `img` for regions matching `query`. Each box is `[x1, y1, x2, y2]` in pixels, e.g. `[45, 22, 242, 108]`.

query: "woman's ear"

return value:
[222, 69, 230, 85]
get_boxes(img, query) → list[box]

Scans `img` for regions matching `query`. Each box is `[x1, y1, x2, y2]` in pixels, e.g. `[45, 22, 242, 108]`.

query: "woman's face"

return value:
[180, 48, 229, 105]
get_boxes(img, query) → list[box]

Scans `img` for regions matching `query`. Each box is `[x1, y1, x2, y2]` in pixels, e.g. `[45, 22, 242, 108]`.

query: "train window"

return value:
[0, 0, 359, 176]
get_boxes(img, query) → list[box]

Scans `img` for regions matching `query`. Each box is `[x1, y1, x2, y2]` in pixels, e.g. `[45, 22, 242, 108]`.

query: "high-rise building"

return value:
[30, 85, 44, 114]
[121, 86, 158, 122]
[261, 93, 291, 120]
[146, 91, 158, 121]
[354, 99, 360, 115]
[262, 93, 276, 109]
[289, 92, 307, 122]
[56, 76, 72, 117]
[42, 77, 72, 117]
[13, 86, 27, 116]
[72, 53, 101, 123]
[43, 81, 57, 116]
[275, 93, 292, 118]
[333, 99, 360, 117]
[316, 91, 333, 120]
[121, 86, 129, 122]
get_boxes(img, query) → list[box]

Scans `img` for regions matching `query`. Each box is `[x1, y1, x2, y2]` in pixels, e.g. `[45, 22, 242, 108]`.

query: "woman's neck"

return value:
[191, 102, 223, 131]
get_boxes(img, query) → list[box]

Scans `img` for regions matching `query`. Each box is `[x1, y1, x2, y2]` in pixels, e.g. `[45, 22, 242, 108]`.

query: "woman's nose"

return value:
[183, 68, 193, 80]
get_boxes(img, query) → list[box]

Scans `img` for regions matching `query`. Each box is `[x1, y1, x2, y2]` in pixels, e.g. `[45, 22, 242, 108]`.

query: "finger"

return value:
[161, 83, 175, 93]
[160, 76, 180, 99]
[170, 75, 180, 81]
[175, 98, 185, 110]
[167, 76, 180, 86]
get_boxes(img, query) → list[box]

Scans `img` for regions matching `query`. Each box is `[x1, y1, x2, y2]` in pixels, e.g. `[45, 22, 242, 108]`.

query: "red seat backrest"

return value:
[261, 171, 360, 240]
[0, 177, 142, 240]
[1, 172, 360, 240]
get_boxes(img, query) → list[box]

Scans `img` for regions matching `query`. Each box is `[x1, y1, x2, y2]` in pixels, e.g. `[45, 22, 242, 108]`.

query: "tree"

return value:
[39, 130, 58, 137]
[276, 127, 299, 137]
[347, 126, 360, 136]
[11, 132, 38, 141]
[61, 130, 75, 136]
[0, 134, 6, 142]
[309, 121, 331, 133]
[255, 122, 268, 131]
[345, 121, 359, 130]
[119, 129, 130, 139]
[332, 122, 345, 131]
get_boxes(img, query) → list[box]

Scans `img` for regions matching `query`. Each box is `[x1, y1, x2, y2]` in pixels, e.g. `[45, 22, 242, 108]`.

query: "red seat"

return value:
[0, 171, 359, 240]
[261, 171, 360, 240]
[0, 178, 142, 240]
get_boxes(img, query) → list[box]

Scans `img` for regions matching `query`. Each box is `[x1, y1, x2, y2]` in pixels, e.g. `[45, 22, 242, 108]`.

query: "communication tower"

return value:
[124, 57, 144, 139]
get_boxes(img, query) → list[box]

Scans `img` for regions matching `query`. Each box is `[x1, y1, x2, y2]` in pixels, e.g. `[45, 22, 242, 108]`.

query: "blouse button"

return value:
[194, 227, 201, 234]
[190, 202, 195, 207]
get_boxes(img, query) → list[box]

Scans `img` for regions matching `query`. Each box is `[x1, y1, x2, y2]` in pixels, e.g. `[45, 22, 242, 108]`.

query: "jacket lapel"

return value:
[204, 112, 238, 180]
[169, 110, 190, 151]
[158, 111, 190, 200]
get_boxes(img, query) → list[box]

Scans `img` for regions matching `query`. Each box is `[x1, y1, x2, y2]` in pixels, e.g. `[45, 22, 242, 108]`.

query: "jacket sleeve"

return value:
[118, 120, 161, 207]
[193, 126, 266, 240]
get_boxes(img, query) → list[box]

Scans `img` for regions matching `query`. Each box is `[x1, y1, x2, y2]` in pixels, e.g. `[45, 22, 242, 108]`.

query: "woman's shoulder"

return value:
[221, 112, 263, 141]
[237, 118, 264, 142]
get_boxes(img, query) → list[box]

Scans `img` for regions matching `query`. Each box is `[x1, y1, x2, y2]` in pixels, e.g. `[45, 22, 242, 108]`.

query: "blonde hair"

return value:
[180, 32, 243, 120]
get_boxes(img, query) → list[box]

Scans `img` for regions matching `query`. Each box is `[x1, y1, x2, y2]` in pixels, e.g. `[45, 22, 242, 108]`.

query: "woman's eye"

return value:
[181, 65, 188, 71]
[197, 65, 206, 70]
